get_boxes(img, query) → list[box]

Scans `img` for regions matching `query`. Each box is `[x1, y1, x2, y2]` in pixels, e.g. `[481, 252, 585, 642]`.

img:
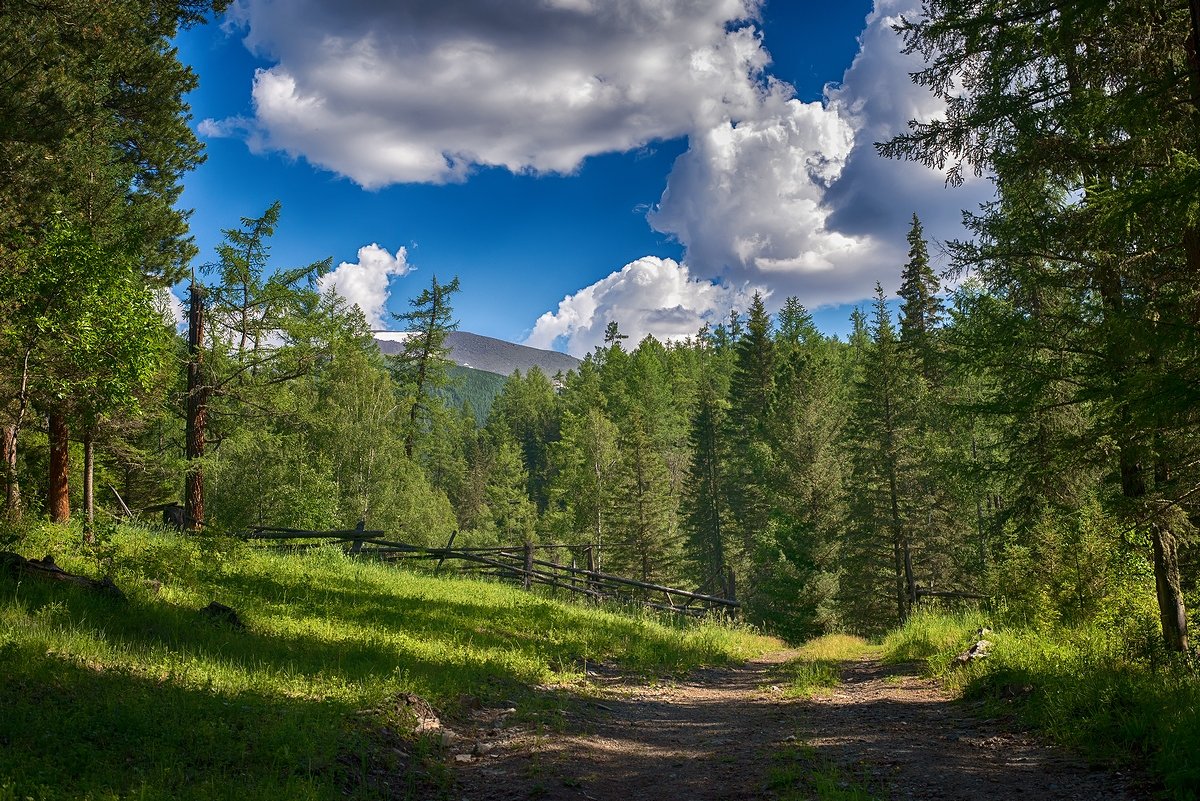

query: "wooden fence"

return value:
[243, 524, 740, 618]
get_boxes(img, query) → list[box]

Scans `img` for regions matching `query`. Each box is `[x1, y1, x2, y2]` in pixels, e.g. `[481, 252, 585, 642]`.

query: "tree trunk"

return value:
[83, 430, 95, 544]
[48, 411, 70, 523]
[4, 346, 34, 517]
[184, 283, 208, 531]
[1150, 523, 1189, 652]
[887, 459, 910, 621]
[1, 424, 18, 515]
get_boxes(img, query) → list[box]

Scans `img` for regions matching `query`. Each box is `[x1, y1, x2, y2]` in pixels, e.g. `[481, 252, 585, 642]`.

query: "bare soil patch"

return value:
[450, 653, 1149, 800]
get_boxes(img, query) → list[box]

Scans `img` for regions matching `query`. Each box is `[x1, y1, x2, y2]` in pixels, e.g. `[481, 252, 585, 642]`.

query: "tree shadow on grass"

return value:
[0, 638, 386, 801]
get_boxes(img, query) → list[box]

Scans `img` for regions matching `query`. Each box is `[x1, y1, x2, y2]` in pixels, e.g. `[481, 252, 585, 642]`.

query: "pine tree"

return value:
[0, 0, 225, 520]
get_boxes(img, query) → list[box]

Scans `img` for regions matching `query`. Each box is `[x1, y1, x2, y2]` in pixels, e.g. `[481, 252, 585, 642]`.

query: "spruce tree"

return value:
[841, 285, 922, 625]
[880, 0, 1197, 649]
[682, 379, 732, 597]
[610, 411, 677, 584]
[723, 292, 776, 583]
[897, 214, 943, 376]
[487, 367, 559, 509]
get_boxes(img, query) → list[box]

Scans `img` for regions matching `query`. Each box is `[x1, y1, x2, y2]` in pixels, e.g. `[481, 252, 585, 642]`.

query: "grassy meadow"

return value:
[0, 521, 777, 801]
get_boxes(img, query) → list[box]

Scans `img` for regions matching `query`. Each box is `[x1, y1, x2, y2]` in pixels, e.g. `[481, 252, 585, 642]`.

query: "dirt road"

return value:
[451, 654, 1146, 800]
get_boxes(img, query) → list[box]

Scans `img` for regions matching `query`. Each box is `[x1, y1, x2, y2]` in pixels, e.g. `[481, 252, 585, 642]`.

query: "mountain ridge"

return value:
[374, 330, 581, 379]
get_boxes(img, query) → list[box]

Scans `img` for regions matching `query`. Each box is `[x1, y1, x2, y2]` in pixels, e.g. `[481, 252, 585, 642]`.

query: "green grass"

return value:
[0, 521, 778, 801]
[768, 740, 885, 801]
[881, 607, 1200, 800]
[879, 606, 990, 666]
[781, 634, 876, 698]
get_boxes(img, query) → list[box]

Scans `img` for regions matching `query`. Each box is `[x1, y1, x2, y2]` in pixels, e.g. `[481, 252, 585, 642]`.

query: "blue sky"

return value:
[175, 0, 991, 355]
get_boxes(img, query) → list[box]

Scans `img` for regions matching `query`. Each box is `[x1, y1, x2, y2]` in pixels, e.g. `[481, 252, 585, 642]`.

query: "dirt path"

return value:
[451, 654, 1147, 800]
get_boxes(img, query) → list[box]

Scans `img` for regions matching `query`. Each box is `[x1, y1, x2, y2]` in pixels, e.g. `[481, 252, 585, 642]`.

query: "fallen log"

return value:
[952, 639, 992, 667]
[0, 551, 125, 600]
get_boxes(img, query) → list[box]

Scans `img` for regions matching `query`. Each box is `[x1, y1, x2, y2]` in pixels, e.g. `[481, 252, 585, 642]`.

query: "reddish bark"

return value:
[48, 411, 70, 523]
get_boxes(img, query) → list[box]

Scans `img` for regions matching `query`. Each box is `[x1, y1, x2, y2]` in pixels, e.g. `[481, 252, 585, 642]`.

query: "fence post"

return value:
[434, 530, 457, 575]
[349, 519, 366, 555]
[523, 541, 534, 590]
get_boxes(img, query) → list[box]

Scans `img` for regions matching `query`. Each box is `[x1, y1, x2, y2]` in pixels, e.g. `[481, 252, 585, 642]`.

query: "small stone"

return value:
[199, 601, 245, 630]
[454, 754, 474, 764]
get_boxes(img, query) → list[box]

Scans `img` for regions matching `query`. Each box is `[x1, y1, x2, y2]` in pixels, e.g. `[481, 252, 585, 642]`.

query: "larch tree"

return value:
[391, 275, 461, 458]
[185, 202, 333, 529]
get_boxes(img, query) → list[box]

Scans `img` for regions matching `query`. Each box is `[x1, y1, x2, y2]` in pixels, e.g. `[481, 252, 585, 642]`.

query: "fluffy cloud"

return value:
[209, 0, 774, 186]
[317, 243, 411, 328]
[821, 0, 993, 253]
[647, 97, 866, 299]
[644, 1, 993, 307]
[525, 256, 756, 356]
[211, 0, 995, 345]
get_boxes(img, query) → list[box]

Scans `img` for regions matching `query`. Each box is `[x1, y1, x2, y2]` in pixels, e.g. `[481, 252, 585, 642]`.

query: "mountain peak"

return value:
[374, 330, 581, 378]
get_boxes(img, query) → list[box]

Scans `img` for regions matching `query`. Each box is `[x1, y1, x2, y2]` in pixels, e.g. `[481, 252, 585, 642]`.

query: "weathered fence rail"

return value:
[242, 524, 739, 618]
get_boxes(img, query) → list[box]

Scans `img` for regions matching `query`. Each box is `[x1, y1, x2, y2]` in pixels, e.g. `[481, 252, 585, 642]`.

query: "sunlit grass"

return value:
[881, 605, 1200, 800]
[1, 520, 779, 800]
[879, 607, 989, 668]
[781, 633, 876, 698]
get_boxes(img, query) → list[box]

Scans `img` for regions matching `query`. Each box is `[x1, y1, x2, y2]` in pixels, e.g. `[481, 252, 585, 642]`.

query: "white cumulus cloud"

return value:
[208, 0, 774, 187]
[525, 0, 993, 347]
[644, 1, 994, 307]
[647, 96, 864, 299]
[209, 0, 996, 345]
[525, 256, 757, 357]
[318, 243, 412, 328]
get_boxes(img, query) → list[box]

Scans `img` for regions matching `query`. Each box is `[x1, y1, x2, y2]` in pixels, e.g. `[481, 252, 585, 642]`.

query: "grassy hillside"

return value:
[0, 521, 776, 801]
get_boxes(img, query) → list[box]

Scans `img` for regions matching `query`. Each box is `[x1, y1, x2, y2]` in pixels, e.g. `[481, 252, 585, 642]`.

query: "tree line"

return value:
[1, 0, 1196, 650]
